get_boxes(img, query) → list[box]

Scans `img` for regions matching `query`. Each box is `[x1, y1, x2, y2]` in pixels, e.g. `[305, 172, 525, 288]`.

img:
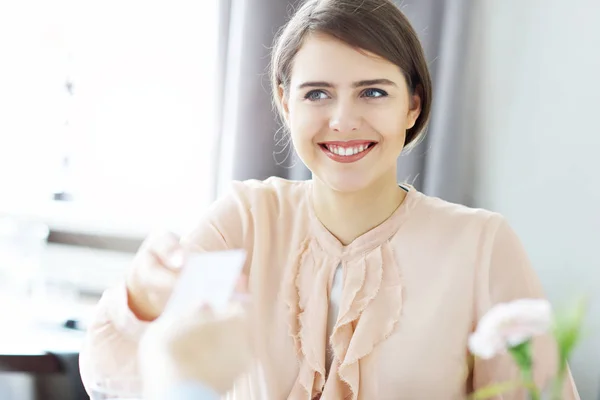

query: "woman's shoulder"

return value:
[229, 176, 309, 196]
[225, 176, 309, 201]
[409, 189, 506, 236]
[220, 177, 311, 216]
[404, 191, 521, 266]
[184, 177, 310, 251]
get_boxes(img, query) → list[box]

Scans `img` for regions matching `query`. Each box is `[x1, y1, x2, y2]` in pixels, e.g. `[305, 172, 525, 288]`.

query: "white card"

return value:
[162, 249, 246, 319]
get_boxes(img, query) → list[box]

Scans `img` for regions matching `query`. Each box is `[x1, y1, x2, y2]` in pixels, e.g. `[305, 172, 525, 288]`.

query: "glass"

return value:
[0, 215, 81, 325]
[31, 277, 81, 325]
[88, 377, 143, 400]
[0, 216, 49, 300]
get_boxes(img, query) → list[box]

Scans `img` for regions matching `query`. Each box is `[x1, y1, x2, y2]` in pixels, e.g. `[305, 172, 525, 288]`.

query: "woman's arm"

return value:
[79, 182, 253, 395]
[472, 216, 579, 399]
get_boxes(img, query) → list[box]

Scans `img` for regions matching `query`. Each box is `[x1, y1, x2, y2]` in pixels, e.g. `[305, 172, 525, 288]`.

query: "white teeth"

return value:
[325, 143, 372, 156]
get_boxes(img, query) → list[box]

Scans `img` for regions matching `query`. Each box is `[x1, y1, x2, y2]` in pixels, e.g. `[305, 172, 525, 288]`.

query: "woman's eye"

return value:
[362, 88, 388, 98]
[304, 90, 329, 101]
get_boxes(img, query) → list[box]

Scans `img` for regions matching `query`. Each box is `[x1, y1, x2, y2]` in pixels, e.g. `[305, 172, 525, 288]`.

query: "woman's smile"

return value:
[317, 140, 378, 163]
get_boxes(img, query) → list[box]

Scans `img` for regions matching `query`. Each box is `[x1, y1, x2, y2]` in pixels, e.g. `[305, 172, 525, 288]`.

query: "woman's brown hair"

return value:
[271, 0, 432, 148]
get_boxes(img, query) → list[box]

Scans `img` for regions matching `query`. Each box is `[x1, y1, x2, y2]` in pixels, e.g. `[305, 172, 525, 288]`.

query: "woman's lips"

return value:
[318, 140, 377, 163]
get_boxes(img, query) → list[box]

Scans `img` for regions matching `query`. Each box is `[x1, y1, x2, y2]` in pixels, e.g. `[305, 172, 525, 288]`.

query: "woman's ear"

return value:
[406, 85, 422, 130]
[278, 84, 290, 124]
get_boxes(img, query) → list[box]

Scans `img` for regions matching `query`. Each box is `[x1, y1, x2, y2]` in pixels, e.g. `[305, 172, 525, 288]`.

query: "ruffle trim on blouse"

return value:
[283, 238, 403, 400]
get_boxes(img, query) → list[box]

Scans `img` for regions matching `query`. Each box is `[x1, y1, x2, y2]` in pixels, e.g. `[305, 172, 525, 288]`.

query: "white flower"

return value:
[468, 299, 553, 359]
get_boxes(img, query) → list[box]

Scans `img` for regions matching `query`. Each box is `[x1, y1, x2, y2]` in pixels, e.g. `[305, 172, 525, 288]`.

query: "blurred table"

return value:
[0, 295, 89, 400]
[0, 235, 128, 399]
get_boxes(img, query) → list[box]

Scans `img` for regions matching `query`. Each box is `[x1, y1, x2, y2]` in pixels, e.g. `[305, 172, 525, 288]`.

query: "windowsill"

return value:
[1, 198, 154, 239]
[0, 196, 209, 250]
[43, 242, 133, 296]
[0, 200, 144, 252]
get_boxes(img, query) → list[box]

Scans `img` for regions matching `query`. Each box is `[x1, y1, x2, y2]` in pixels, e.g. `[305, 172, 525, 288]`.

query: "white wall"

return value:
[473, 1, 600, 398]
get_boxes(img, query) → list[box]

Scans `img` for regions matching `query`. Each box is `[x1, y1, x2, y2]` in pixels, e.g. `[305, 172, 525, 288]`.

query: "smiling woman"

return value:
[275, 32, 424, 197]
[80, 1, 579, 399]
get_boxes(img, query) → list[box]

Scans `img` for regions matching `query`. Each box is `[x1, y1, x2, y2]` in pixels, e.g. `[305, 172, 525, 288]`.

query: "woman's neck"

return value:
[311, 172, 407, 246]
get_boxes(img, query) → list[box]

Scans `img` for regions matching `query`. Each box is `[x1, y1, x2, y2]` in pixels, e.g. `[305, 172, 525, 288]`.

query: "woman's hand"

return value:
[126, 231, 188, 321]
[139, 303, 252, 398]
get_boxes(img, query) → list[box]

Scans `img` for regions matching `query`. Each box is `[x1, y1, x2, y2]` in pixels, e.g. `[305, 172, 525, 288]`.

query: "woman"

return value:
[79, 0, 579, 398]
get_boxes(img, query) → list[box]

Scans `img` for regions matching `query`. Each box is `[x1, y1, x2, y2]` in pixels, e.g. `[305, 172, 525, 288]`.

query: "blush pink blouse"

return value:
[79, 177, 579, 399]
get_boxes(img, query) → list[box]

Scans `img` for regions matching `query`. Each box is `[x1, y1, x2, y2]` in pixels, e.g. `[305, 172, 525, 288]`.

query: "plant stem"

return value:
[521, 368, 540, 400]
[551, 372, 565, 400]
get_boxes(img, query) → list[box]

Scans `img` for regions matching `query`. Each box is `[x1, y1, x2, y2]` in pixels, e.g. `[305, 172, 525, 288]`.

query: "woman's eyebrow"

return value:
[297, 78, 397, 90]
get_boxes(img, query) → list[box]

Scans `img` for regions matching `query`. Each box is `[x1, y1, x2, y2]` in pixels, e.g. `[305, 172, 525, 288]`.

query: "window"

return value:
[0, 0, 219, 237]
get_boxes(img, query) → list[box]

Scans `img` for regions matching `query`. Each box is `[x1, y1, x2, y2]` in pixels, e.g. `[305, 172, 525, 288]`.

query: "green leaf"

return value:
[550, 297, 588, 399]
[468, 381, 524, 400]
[506, 342, 542, 399]
[552, 297, 587, 373]
[468, 380, 540, 400]
[509, 340, 533, 370]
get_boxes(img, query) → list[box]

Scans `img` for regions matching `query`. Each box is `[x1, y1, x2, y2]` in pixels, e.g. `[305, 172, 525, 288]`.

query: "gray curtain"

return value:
[214, 0, 479, 206]
[213, 0, 307, 198]
[395, 0, 481, 206]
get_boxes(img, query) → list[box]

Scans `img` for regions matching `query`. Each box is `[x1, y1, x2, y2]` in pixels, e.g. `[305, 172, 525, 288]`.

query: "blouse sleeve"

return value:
[472, 215, 579, 399]
[79, 181, 254, 395]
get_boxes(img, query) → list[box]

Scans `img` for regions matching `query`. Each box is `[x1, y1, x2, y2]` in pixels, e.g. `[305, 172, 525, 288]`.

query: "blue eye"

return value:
[362, 88, 388, 98]
[304, 90, 329, 101]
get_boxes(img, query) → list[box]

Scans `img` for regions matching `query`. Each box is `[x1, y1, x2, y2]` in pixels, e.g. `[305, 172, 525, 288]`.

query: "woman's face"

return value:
[280, 33, 421, 193]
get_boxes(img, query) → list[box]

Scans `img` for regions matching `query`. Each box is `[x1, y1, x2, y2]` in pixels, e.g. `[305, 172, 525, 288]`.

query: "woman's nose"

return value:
[328, 101, 362, 133]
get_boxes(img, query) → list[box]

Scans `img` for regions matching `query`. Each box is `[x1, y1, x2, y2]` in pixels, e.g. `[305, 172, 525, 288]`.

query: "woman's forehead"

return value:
[289, 33, 403, 87]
